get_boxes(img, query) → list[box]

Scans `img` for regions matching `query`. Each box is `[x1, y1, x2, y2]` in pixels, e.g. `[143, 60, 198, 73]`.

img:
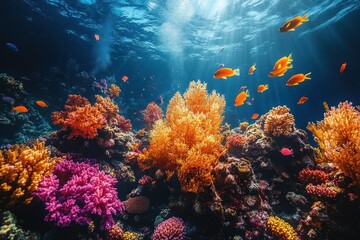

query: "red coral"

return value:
[305, 183, 341, 198]
[152, 217, 186, 240]
[299, 168, 330, 185]
[113, 115, 132, 132]
[142, 102, 164, 130]
[226, 133, 247, 148]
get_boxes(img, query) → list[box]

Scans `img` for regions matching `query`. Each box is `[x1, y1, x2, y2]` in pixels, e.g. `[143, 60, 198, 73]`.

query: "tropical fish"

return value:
[340, 63, 346, 73]
[94, 34, 100, 41]
[6, 43, 19, 52]
[279, 14, 309, 32]
[297, 96, 308, 104]
[248, 64, 256, 75]
[286, 72, 311, 86]
[122, 75, 129, 82]
[257, 84, 269, 92]
[269, 54, 293, 77]
[12, 106, 28, 113]
[36, 100, 48, 107]
[251, 113, 259, 119]
[218, 63, 225, 68]
[234, 90, 250, 106]
[280, 147, 293, 156]
[239, 86, 247, 91]
[251, 97, 254, 101]
[245, 101, 252, 106]
[214, 68, 240, 79]
[1, 95, 15, 103]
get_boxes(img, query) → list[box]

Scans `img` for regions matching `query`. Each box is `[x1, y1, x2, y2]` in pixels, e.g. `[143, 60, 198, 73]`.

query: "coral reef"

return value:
[262, 105, 295, 137]
[138, 81, 225, 193]
[307, 101, 360, 185]
[152, 217, 186, 240]
[109, 84, 121, 98]
[142, 102, 164, 130]
[34, 159, 124, 230]
[0, 141, 59, 207]
[0, 210, 38, 240]
[267, 216, 298, 240]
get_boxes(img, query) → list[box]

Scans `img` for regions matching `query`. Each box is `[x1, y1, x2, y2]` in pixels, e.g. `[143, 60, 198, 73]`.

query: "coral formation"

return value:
[263, 106, 295, 137]
[305, 183, 341, 198]
[152, 217, 186, 240]
[0, 141, 58, 207]
[109, 84, 121, 98]
[138, 81, 225, 193]
[107, 224, 124, 240]
[267, 216, 298, 240]
[307, 101, 360, 185]
[298, 168, 329, 185]
[35, 159, 124, 230]
[123, 231, 143, 240]
[142, 102, 164, 130]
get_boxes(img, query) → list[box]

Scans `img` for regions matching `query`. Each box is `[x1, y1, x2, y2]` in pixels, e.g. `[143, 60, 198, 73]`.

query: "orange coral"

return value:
[52, 94, 90, 125]
[307, 101, 360, 185]
[94, 95, 119, 121]
[64, 105, 106, 139]
[263, 105, 295, 137]
[0, 141, 60, 207]
[108, 84, 121, 98]
[267, 216, 298, 240]
[138, 81, 225, 193]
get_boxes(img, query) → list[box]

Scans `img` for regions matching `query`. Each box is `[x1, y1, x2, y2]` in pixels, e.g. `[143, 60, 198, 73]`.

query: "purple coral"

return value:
[152, 217, 186, 240]
[35, 159, 124, 230]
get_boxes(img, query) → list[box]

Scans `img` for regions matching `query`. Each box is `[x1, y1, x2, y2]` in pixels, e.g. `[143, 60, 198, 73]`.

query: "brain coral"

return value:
[307, 101, 360, 185]
[138, 81, 225, 193]
[152, 217, 186, 240]
[263, 105, 295, 137]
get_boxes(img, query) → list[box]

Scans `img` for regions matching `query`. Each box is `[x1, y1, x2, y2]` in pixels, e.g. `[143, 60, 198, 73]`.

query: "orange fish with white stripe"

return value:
[279, 14, 309, 32]
[269, 54, 293, 77]
[248, 64, 256, 75]
[286, 72, 311, 86]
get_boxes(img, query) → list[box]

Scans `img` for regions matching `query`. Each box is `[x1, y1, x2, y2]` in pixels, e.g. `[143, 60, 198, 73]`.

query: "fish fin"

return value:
[245, 90, 250, 97]
[288, 28, 295, 31]
[285, 22, 291, 28]
[222, 77, 227, 80]
[288, 53, 293, 61]
[302, 14, 309, 22]
[305, 72, 311, 80]
[233, 69, 240, 76]
[288, 64, 293, 69]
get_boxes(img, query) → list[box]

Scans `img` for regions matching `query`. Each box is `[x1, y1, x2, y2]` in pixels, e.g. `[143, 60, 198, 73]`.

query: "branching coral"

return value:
[267, 216, 298, 240]
[94, 95, 119, 121]
[108, 84, 121, 98]
[35, 159, 124, 230]
[298, 168, 329, 185]
[263, 106, 295, 137]
[0, 141, 59, 207]
[307, 101, 360, 185]
[142, 102, 164, 130]
[138, 81, 225, 193]
[305, 183, 341, 198]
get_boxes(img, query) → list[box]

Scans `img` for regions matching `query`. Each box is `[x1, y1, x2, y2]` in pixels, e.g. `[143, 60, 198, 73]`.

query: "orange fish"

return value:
[286, 72, 311, 86]
[297, 96, 309, 104]
[234, 90, 250, 107]
[122, 75, 129, 82]
[257, 84, 269, 93]
[279, 14, 309, 32]
[251, 113, 259, 119]
[269, 54, 293, 77]
[12, 106, 28, 113]
[340, 63, 346, 73]
[214, 68, 240, 79]
[36, 100, 48, 107]
[239, 86, 247, 91]
[248, 64, 256, 75]
[94, 34, 100, 41]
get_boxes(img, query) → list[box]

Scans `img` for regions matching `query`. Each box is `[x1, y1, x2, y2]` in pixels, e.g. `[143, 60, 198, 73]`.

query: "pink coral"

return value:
[142, 102, 164, 130]
[152, 217, 186, 240]
[305, 183, 341, 198]
[35, 159, 124, 230]
[113, 115, 132, 132]
[226, 133, 247, 149]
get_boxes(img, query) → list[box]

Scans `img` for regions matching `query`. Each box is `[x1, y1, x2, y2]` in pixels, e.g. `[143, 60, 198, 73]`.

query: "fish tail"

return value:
[245, 90, 250, 97]
[305, 72, 311, 80]
[233, 69, 240, 76]
[288, 53, 293, 61]
[302, 14, 309, 22]
[288, 64, 293, 69]
[265, 84, 269, 90]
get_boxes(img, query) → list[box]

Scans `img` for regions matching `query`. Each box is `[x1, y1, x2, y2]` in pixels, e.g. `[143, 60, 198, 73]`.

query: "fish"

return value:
[251, 113, 259, 119]
[257, 84, 269, 93]
[6, 43, 19, 52]
[251, 97, 255, 101]
[279, 14, 309, 32]
[297, 96, 308, 104]
[218, 47, 225, 54]
[239, 86, 247, 91]
[245, 101, 252, 106]
[214, 68, 240, 79]
[1, 95, 15, 103]
[286, 72, 311, 86]
[122, 75, 129, 82]
[36, 100, 48, 107]
[248, 64, 256, 75]
[280, 147, 293, 156]
[94, 34, 100, 41]
[234, 90, 250, 106]
[340, 63, 346, 73]
[157, 95, 163, 105]
[269, 54, 293, 77]
[218, 63, 225, 68]
[12, 106, 28, 113]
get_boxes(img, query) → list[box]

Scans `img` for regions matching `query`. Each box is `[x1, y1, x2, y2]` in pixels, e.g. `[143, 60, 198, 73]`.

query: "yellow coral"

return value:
[307, 101, 360, 185]
[263, 105, 295, 137]
[94, 95, 119, 121]
[267, 216, 298, 240]
[123, 231, 143, 240]
[138, 81, 225, 193]
[0, 141, 60, 207]
[109, 84, 121, 98]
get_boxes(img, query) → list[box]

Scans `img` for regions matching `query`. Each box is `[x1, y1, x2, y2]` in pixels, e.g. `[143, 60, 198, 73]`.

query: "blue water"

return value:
[1, 0, 360, 138]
